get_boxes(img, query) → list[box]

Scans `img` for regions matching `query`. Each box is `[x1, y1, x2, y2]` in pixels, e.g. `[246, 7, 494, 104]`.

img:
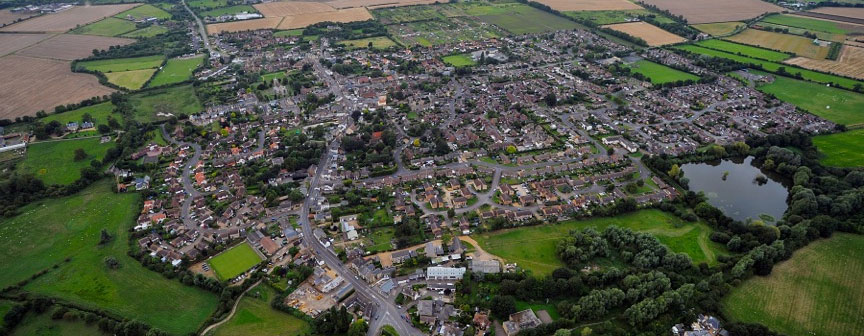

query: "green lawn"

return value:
[751, 70, 864, 126]
[129, 84, 203, 122]
[723, 233, 864, 336]
[77, 55, 164, 73]
[0, 180, 219, 335]
[71, 17, 138, 37]
[472, 209, 726, 276]
[515, 301, 560, 320]
[695, 39, 791, 62]
[41, 102, 117, 127]
[340, 36, 398, 49]
[115, 4, 172, 20]
[200, 5, 256, 17]
[211, 283, 311, 336]
[209, 242, 263, 281]
[10, 311, 107, 336]
[121, 25, 169, 38]
[274, 29, 303, 38]
[761, 14, 848, 35]
[147, 55, 205, 87]
[261, 71, 287, 83]
[105, 68, 158, 90]
[442, 53, 476, 67]
[16, 137, 115, 185]
[628, 60, 700, 84]
[813, 129, 864, 167]
[367, 227, 395, 253]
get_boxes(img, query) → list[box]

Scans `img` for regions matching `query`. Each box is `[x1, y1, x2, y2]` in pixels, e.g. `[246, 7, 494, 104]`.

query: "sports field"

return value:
[0, 180, 219, 334]
[147, 55, 205, 87]
[472, 209, 726, 276]
[77, 55, 164, 73]
[442, 53, 476, 67]
[16, 137, 115, 185]
[752, 71, 864, 126]
[340, 36, 398, 49]
[209, 242, 263, 281]
[695, 39, 791, 62]
[692, 22, 744, 36]
[105, 68, 158, 89]
[115, 4, 171, 20]
[726, 29, 830, 59]
[723, 233, 864, 336]
[813, 129, 864, 167]
[628, 60, 700, 84]
[72, 17, 138, 37]
[211, 284, 311, 336]
[129, 84, 203, 122]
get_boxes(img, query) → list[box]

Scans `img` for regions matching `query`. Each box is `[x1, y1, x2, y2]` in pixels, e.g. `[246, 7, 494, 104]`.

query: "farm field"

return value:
[751, 70, 864, 126]
[0, 9, 35, 26]
[472, 209, 726, 276]
[277, 8, 373, 30]
[723, 233, 864, 336]
[695, 39, 791, 62]
[6, 180, 220, 335]
[810, 6, 864, 20]
[77, 54, 164, 72]
[755, 21, 844, 42]
[813, 129, 864, 167]
[147, 55, 205, 87]
[340, 36, 398, 49]
[726, 29, 830, 59]
[639, 0, 782, 24]
[565, 9, 668, 25]
[785, 45, 864, 80]
[72, 17, 139, 36]
[16, 137, 115, 185]
[200, 5, 257, 17]
[532, 0, 641, 11]
[129, 84, 203, 122]
[15, 34, 134, 60]
[121, 24, 170, 38]
[188, 0, 228, 9]
[254, 1, 334, 17]
[328, 0, 439, 9]
[470, 3, 580, 34]
[0, 4, 139, 33]
[208, 242, 263, 280]
[628, 60, 700, 84]
[10, 311, 107, 336]
[115, 3, 171, 20]
[106, 68, 158, 89]
[40, 102, 117, 126]
[273, 29, 303, 37]
[761, 14, 849, 34]
[692, 22, 744, 36]
[206, 17, 282, 34]
[442, 53, 476, 67]
[0, 33, 53, 56]
[211, 283, 311, 336]
[603, 22, 685, 46]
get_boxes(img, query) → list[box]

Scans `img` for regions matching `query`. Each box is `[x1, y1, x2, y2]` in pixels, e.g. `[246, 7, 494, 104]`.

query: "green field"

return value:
[200, 5, 256, 17]
[261, 71, 287, 83]
[147, 55, 204, 87]
[340, 36, 398, 49]
[105, 68, 158, 89]
[78, 55, 164, 73]
[692, 22, 744, 36]
[723, 233, 864, 336]
[72, 17, 138, 37]
[695, 39, 791, 62]
[628, 60, 700, 84]
[367, 227, 395, 253]
[40, 102, 116, 127]
[209, 242, 263, 281]
[115, 4, 172, 20]
[761, 14, 848, 35]
[0, 180, 219, 334]
[472, 209, 726, 276]
[188, 0, 228, 9]
[10, 311, 107, 336]
[211, 283, 311, 336]
[468, 3, 580, 34]
[813, 129, 864, 167]
[752, 70, 864, 126]
[273, 29, 303, 37]
[16, 137, 115, 185]
[129, 84, 203, 122]
[565, 9, 673, 25]
[515, 301, 560, 320]
[122, 25, 169, 38]
[442, 53, 476, 67]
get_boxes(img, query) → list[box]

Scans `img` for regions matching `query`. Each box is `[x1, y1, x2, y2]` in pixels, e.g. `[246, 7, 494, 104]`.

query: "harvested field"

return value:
[727, 29, 830, 59]
[810, 7, 864, 20]
[0, 55, 114, 119]
[0, 9, 35, 26]
[328, 0, 439, 9]
[105, 68, 157, 89]
[784, 45, 864, 79]
[532, 0, 641, 11]
[254, 2, 334, 17]
[0, 33, 53, 56]
[16, 34, 134, 60]
[0, 4, 140, 33]
[206, 17, 282, 34]
[639, 0, 782, 24]
[693, 22, 744, 36]
[603, 22, 686, 46]
[277, 8, 373, 30]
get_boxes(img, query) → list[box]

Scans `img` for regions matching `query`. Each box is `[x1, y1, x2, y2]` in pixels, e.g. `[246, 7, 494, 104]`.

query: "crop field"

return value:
[105, 68, 158, 89]
[695, 39, 791, 61]
[115, 4, 171, 20]
[0, 33, 53, 56]
[129, 84, 203, 122]
[785, 45, 864, 80]
[0, 55, 114, 119]
[810, 6, 864, 20]
[692, 22, 744, 36]
[723, 234, 864, 336]
[4, 180, 220, 335]
[147, 55, 205, 87]
[762, 14, 849, 34]
[254, 2, 334, 17]
[16, 137, 115, 185]
[813, 129, 864, 167]
[277, 8, 374, 30]
[756, 21, 844, 42]
[726, 29, 830, 59]
[639, 0, 782, 24]
[627, 60, 700, 84]
[207, 17, 282, 34]
[72, 17, 139, 36]
[532, 0, 641, 11]
[209, 242, 263, 280]
[78, 54, 164, 72]
[373, 4, 453, 24]
[0, 4, 139, 33]
[752, 71, 864, 126]
[603, 22, 686, 46]
[470, 3, 581, 34]
[327, 0, 439, 9]
[0, 9, 35, 26]
[565, 9, 669, 25]
[340, 36, 398, 49]
[472, 209, 726, 276]
[15, 34, 134, 60]
[200, 5, 257, 17]
[212, 283, 311, 336]
[121, 24, 169, 38]
[443, 53, 476, 67]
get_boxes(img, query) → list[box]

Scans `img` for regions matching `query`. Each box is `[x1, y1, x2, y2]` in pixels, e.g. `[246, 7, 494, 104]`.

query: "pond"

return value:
[681, 156, 789, 222]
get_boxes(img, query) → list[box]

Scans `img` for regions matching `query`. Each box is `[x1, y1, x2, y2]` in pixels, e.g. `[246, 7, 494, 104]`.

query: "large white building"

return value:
[426, 266, 466, 280]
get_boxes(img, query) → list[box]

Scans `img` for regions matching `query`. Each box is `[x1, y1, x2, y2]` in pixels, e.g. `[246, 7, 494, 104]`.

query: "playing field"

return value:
[723, 233, 864, 336]
[442, 53, 476, 67]
[105, 68, 158, 89]
[603, 22, 686, 46]
[695, 39, 791, 62]
[752, 70, 864, 126]
[129, 84, 203, 122]
[692, 22, 744, 36]
[813, 129, 864, 167]
[209, 242, 263, 281]
[628, 60, 700, 84]
[77, 55, 164, 72]
[727, 29, 830, 59]
[211, 284, 311, 336]
[147, 55, 205, 87]
[472, 209, 726, 276]
[340, 36, 398, 49]
[639, 0, 782, 24]
[16, 137, 115, 185]
[71, 17, 139, 37]
[115, 4, 171, 20]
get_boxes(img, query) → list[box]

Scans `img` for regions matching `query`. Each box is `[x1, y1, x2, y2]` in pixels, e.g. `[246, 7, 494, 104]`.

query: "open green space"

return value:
[77, 55, 164, 73]
[273, 29, 303, 38]
[694, 39, 791, 62]
[442, 53, 476, 67]
[105, 68, 158, 90]
[187, 0, 228, 9]
[627, 59, 700, 84]
[367, 227, 395, 253]
[122, 25, 169, 38]
[209, 242, 263, 281]
[813, 129, 864, 167]
[115, 4, 171, 20]
[469, 3, 580, 34]
[10, 311, 107, 336]
[751, 70, 864, 126]
[723, 233, 864, 336]
[16, 137, 115, 185]
[211, 283, 311, 336]
[0, 180, 219, 334]
[472, 209, 726, 276]
[261, 71, 286, 83]
[71, 17, 138, 37]
[340, 36, 398, 50]
[692, 22, 744, 36]
[129, 84, 203, 122]
[565, 9, 673, 25]
[147, 55, 204, 87]
[200, 5, 256, 17]
[40, 102, 116, 127]
[761, 14, 848, 35]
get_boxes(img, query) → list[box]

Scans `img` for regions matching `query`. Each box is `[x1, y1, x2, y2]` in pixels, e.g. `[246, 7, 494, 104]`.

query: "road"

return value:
[181, 0, 215, 56]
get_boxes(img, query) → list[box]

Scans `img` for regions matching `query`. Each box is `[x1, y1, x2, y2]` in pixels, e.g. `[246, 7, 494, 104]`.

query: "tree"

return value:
[413, 138, 420, 147]
[98, 124, 111, 134]
[505, 145, 517, 154]
[99, 228, 112, 244]
[490, 295, 516, 319]
[74, 148, 87, 161]
[667, 164, 681, 179]
[104, 256, 120, 269]
[348, 318, 368, 336]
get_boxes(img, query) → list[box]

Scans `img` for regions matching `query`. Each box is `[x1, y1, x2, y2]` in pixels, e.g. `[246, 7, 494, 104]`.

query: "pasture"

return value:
[106, 68, 158, 89]
[470, 3, 581, 34]
[603, 22, 686, 46]
[761, 14, 848, 34]
[692, 22, 744, 36]
[443, 53, 476, 67]
[115, 4, 171, 20]
[628, 60, 700, 84]
[16, 137, 115, 185]
[726, 29, 830, 59]
[9, 180, 220, 335]
[722, 233, 864, 336]
[10, 312, 107, 335]
[532, 0, 641, 11]
[15, 34, 134, 61]
[121, 25, 169, 38]
[40, 102, 117, 127]
[211, 283, 311, 336]
[639, 0, 782, 24]
[565, 9, 666, 25]
[188, 0, 228, 9]
[0, 4, 139, 33]
[813, 129, 864, 167]
[147, 55, 205, 87]
[209, 242, 263, 281]
[340, 36, 398, 49]
[753, 70, 864, 126]
[695, 39, 791, 62]
[785, 45, 864, 80]
[129, 84, 203, 122]
[77, 55, 164, 72]
[72, 17, 138, 37]
[472, 209, 726, 276]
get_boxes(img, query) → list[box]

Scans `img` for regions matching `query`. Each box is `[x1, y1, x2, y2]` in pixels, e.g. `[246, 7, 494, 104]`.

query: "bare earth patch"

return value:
[810, 7, 864, 20]
[0, 4, 140, 33]
[0, 33, 53, 56]
[0, 9, 36, 26]
[16, 34, 134, 60]
[327, 0, 440, 9]
[603, 22, 686, 46]
[254, 2, 335, 17]
[784, 45, 864, 80]
[533, 0, 641, 11]
[639, 0, 782, 24]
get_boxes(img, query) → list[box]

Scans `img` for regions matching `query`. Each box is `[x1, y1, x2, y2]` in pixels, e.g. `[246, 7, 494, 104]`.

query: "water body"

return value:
[681, 156, 789, 222]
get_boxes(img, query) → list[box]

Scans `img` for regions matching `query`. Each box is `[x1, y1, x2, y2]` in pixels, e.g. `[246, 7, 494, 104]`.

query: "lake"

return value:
[681, 156, 789, 222]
